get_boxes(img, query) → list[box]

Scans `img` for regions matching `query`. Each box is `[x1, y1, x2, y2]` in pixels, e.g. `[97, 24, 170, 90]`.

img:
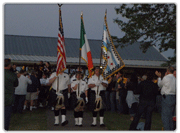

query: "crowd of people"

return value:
[4, 59, 176, 130]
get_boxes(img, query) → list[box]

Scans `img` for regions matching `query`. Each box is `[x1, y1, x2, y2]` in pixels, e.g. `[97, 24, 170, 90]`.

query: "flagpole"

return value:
[79, 12, 83, 69]
[97, 43, 103, 96]
[78, 28, 81, 97]
[104, 10, 125, 69]
[100, 10, 107, 78]
[100, 9, 106, 71]
[99, 10, 108, 78]
[58, 4, 63, 33]
[99, 46, 103, 73]
[58, 4, 66, 49]
[57, 4, 63, 92]
[77, 12, 84, 98]
[97, 11, 106, 96]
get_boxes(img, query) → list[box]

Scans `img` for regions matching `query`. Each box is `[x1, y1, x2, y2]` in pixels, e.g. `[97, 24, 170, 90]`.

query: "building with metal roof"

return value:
[5, 34, 168, 74]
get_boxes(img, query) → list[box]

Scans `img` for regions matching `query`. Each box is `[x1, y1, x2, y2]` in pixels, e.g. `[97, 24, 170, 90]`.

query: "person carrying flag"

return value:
[88, 67, 108, 127]
[71, 71, 88, 126]
[70, 67, 88, 83]
[48, 4, 70, 127]
[48, 71, 70, 126]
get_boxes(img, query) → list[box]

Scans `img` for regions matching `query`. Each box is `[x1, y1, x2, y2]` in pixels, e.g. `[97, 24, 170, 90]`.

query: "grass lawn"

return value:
[9, 108, 47, 130]
[104, 111, 163, 130]
[9, 107, 163, 130]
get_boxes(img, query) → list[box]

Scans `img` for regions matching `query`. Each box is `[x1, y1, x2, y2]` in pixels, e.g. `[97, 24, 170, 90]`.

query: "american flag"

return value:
[56, 6, 66, 75]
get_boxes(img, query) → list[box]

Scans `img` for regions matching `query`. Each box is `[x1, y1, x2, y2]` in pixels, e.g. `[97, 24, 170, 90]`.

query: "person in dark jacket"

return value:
[24, 71, 39, 111]
[116, 71, 129, 114]
[129, 73, 158, 130]
[126, 73, 138, 120]
[10, 64, 17, 73]
[4, 59, 19, 130]
[106, 76, 116, 112]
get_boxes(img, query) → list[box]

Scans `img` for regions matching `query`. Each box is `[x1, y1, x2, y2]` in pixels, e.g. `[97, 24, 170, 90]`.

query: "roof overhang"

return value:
[5, 54, 167, 69]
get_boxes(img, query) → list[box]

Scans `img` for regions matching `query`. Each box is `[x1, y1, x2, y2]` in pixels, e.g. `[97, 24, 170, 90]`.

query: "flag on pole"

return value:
[56, 5, 66, 75]
[80, 12, 93, 77]
[101, 11, 125, 79]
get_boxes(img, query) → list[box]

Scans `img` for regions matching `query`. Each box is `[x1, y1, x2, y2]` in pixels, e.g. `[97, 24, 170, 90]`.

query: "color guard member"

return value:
[48, 71, 70, 126]
[88, 67, 108, 127]
[71, 71, 88, 126]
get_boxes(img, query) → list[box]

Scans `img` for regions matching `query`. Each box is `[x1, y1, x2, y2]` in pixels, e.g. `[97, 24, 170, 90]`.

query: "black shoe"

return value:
[100, 124, 106, 127]
[54, 123, 59, 126]
[91, 124, 97, 127]
[61, 120, 68, 126]
[75, 124, 78, 126]
[79, 124, 83, 127]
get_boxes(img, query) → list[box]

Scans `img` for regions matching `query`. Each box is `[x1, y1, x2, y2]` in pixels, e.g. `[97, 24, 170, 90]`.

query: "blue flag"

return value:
[101, 11, 125, 79]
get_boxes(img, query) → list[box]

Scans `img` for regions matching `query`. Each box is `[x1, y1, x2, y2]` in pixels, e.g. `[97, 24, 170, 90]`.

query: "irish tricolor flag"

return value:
[80, 12, 93, 77]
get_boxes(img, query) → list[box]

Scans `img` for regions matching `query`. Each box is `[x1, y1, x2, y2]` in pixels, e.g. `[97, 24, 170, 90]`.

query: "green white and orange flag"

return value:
[80, 12, 93, 77]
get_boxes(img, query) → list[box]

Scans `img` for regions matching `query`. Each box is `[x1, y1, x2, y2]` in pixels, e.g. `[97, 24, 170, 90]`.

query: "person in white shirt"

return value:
[155, 66, 176, 130]
[88, 67, 108, 127]
[48, 71, 70, 126]
[71, 71, 88, 126]
[70, 67, 88, 83]
[14, 70, 32, 113]
[40, 74, 47, 85]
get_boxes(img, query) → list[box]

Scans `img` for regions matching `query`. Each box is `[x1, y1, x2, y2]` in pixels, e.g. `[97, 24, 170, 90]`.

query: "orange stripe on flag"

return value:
[87, 51, 93, 77]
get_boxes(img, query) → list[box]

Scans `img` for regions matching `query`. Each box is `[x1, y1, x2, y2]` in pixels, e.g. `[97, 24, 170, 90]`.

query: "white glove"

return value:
[85, 97, 88, 104]
[95, 80, 101, 86]
[68, 93, 70, 99]
[56, 92, 63, 96]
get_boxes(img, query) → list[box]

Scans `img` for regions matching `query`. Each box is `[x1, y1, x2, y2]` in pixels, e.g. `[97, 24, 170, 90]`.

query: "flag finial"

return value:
[58, 4, 63, 8]
[105, 9, 107, 20]
[81, 11, 83, 19]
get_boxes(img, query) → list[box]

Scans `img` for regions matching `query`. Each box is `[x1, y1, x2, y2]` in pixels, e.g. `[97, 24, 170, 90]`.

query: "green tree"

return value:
[113, 4, 176, 65]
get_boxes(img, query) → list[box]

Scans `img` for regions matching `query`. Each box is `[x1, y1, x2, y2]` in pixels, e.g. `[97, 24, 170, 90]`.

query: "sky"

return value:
[4, 4, 174, 58]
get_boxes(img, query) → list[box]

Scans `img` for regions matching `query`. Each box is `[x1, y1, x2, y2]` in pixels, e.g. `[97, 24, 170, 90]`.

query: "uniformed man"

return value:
[48, 71, 70, 126]
[70, 67, 88, 83]
[88, 67, 108, 127]
[71, 71, 88, 126]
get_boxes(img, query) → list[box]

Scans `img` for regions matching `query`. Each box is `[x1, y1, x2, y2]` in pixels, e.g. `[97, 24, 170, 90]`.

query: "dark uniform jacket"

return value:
[134, 80, 158, 102]
[5, 69, 18, 106]
[27, 75, 39, 92]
